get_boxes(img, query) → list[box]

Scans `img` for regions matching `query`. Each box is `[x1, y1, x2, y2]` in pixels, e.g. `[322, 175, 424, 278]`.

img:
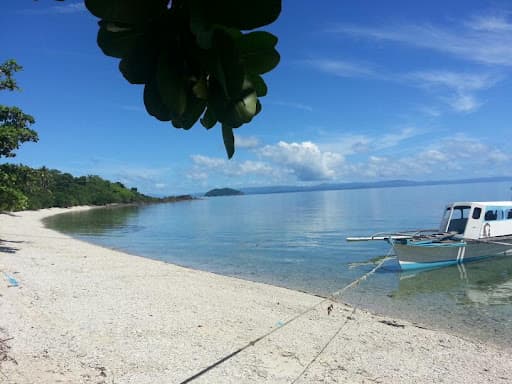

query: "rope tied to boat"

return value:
[179, 253, 393, 384]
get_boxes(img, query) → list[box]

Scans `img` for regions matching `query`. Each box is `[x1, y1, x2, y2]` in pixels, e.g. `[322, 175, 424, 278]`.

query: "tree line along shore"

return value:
[0, 163, 194, 212]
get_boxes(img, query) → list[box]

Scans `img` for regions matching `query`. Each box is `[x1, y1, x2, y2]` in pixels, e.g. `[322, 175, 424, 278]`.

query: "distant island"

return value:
[205, 188, 244, 197]
[238, 176, 512, 196]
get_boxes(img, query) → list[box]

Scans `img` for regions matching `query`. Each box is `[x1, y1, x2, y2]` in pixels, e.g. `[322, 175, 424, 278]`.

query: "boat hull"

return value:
[391, 238, 512, 270]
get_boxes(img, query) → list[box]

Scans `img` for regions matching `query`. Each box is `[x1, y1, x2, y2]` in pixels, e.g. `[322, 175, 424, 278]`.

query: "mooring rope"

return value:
[179, 253, 393, 384]
[2, 230, 393, 383]
[288, 249, 394, 384]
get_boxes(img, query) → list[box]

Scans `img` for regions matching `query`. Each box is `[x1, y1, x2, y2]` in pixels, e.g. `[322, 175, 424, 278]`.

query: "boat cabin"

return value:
[440, 201, 512, 239]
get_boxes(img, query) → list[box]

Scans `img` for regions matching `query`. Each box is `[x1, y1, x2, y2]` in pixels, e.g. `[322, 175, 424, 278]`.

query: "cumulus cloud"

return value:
[258, 141, 343, 181]
[341, 134, 509, 179]
[191, 154, 226, 168]
[188, 155, 275, 181]
[187, 131, 509, 188]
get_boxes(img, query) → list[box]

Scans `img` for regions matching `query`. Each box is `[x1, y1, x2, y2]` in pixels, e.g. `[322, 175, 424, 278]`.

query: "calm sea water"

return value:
[45, 182, 512, 349]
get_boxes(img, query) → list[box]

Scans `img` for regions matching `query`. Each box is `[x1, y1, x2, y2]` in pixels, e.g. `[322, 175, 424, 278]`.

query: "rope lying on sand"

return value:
[2, 230, 393, 382]
[179, 253, 393, 384]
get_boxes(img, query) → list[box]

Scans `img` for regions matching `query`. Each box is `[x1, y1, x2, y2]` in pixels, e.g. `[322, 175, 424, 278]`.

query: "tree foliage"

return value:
[0, 59, 39, 210]
[0, 163, 186, 211]
[84, 0, 281, 158]
[0, 59, 23, 91]
[0, 105, 38, 158]
[0, 60, 39, 159]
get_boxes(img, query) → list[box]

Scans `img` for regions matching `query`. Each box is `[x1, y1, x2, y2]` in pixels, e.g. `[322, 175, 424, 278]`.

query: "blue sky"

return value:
[2, 0, 512, 195]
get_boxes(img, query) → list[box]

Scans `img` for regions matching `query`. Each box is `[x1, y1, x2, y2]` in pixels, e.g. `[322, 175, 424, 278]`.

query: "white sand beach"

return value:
[0, 207, 511, 383]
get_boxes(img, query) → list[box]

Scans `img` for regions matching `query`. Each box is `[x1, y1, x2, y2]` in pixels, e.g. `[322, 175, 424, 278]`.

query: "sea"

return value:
[44, 181, 512, 349]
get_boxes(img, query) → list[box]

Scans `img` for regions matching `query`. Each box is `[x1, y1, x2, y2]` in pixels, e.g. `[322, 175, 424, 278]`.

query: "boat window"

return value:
[440, 207, 452, 232]
[472, 207, 481, 219]
[484, 209, 501, 221]
[507, 209, 512, 219]
[452, 206, 471, 219]
[447, 206, 470, 234]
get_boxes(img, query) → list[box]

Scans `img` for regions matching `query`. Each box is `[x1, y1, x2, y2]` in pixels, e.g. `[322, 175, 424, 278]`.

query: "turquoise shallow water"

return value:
[44, 181, 512, 349]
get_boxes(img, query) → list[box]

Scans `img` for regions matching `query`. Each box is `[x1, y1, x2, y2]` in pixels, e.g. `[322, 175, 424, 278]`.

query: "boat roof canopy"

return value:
[447, 201, 512, 208]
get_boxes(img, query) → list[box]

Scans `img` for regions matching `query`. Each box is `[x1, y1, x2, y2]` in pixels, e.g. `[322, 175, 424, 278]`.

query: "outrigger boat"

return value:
[347, 201, 512, 270]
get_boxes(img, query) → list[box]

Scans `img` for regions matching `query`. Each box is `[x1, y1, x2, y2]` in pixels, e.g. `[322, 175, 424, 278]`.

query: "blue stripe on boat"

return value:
[399, 255, 489, 270]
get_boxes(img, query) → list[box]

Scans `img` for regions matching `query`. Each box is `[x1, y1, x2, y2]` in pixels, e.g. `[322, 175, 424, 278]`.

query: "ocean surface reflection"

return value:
[45, 182, 512, 348]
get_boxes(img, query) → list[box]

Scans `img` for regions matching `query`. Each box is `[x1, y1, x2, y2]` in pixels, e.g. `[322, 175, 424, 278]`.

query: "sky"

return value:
[2, 0, 512, 195]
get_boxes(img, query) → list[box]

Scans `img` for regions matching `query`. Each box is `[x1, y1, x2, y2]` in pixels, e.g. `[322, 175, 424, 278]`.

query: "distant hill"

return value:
[0, 163, 195, 211]
[238, 176, 512, 196]
[205, 188, 244, 197]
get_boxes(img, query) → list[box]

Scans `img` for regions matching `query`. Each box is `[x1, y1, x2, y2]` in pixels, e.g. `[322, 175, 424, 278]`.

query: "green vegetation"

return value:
[0, 164, 162, 210]
[0, 58, 193, 212]
[84, 0, 281, 158]
[0, 59, 40, 211]
[205, 187, 243, 197]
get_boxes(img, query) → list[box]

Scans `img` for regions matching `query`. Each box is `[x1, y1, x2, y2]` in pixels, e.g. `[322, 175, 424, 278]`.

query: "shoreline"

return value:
[1, 207, 511, 383]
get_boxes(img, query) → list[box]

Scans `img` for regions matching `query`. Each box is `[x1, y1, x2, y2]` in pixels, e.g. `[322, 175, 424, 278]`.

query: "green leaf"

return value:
[223, 90, 258, 128]
[97, 21, 144, 59]
[156, 52, 187, 116]
[239, 31, 280, 74]
[205, 79, 230, 123]
[200, 107, 217, 129]
[119, 40, 158, 84]
[171, 95, 206, 130]
[222, 124, 235, 159]
[255, 99, 262, 116]
[143, 79, 172, 121]
[119, 54, 154, 85]
[85, 0, 167, 24]
[192, 77, 208, 99]
[212, 28, 245, 99]
[247, 74, 267, 97]
[188, 0, 281, 31]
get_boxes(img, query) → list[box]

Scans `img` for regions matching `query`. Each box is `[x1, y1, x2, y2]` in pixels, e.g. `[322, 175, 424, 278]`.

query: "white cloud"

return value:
[408, 71, 498, 92]
[53, 3, 86, 14]
[378, 127, 418, 149]
[187, 133, 510, 188]
[304, 57, 499, 113]
[258, 141, 343, 181]
[341, 135, 510, 179]
[330, 12, 512, 66]
[268, 100, 313, 112]
[319, 127, 420, 155]
[191, 155, 226, 168]
[406, 70, 500, 112]
[19, 2, 86, 15]
[449, 94, 480, 112]
[235, 135, 261, 148]
[304, 59, 377, 78]
[188, 155, 275, 181]
[466, 14, 512, 32]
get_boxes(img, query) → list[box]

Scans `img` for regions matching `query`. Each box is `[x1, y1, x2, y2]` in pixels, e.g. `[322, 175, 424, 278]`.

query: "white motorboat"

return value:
[347, 201, 512, 270]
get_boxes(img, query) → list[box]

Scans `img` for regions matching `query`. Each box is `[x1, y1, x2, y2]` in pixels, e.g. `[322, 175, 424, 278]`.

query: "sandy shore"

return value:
[0, 207, 511, 383]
